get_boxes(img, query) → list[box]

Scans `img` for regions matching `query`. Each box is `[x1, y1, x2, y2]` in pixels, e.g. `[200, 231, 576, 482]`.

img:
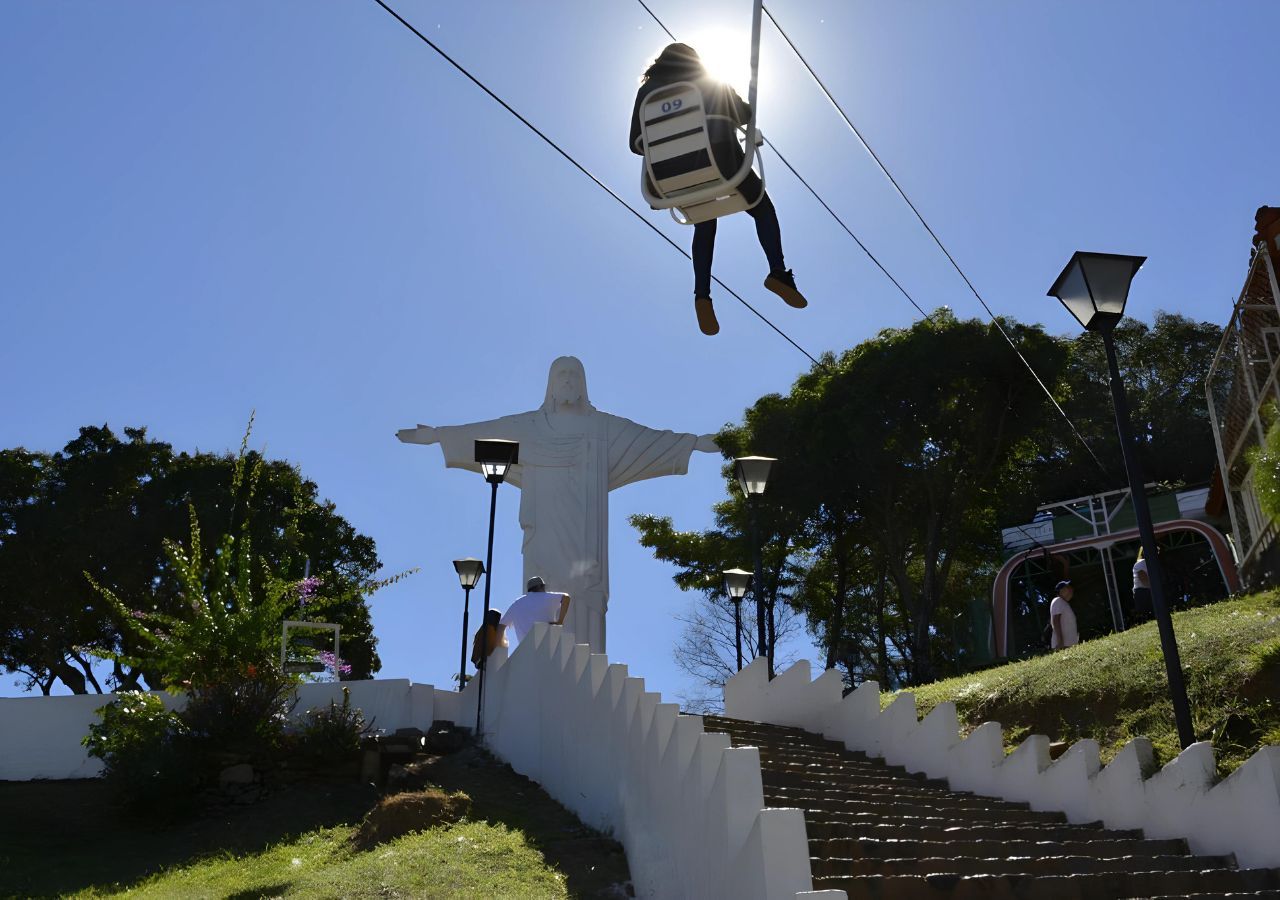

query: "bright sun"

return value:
[686, 27, 752, 91]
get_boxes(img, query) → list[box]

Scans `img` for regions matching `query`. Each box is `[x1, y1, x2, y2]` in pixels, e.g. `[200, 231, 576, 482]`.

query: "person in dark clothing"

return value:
[470, 608, 507, 669]
[630, 43, 807, 336]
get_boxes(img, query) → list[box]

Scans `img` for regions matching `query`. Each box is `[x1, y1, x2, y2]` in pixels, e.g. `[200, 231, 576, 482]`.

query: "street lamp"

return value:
[722, 568, 752, 672]
[1048, 251, 1194, 749]
[735, 456, 776, 676]
[472, 439, 519, 738]
[452, 557, 485, 690]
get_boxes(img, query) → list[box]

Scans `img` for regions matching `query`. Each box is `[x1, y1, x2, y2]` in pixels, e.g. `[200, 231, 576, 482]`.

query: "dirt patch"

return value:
[403, 745, 633, 898]
[350, 788, 471, 850]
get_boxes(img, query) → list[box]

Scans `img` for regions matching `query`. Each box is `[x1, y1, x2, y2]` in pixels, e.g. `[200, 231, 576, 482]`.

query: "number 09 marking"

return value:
[660, 98, 684, 114]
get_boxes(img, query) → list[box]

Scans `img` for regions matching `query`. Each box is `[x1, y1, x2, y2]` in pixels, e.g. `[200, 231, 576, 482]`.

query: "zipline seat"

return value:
[636, 81, 765, 226]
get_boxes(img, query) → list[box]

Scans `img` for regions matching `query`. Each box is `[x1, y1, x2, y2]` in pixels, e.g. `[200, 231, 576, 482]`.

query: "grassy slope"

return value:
[70, 820, 568, 900]
[1, 745, 629, 899]
[895, 591, 1280, 774]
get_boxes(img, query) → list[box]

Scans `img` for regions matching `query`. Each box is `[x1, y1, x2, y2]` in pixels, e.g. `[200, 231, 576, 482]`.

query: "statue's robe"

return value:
[434, 407, 698, 652]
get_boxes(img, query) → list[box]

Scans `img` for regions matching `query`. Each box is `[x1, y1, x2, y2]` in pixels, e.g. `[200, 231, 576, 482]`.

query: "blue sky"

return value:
[2, 1, 1276, 703]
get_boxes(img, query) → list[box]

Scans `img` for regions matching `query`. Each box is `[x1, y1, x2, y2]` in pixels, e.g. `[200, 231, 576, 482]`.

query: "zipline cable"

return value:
[369, 0, 822, 368]
[642, 0, 1108, 477]
[759, 4, 1112, 478]
[635, 0, 928, 318]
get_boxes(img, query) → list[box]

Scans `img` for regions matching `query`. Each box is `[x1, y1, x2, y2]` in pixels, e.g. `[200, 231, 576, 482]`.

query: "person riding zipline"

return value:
[630, 43, 808, 336]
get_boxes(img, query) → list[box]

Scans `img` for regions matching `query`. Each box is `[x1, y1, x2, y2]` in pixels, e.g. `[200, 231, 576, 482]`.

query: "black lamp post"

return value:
[1047, 251, 1194, 749]
[452, 557, 485, 689]
[722, 568, 752, 672]
[735, 456, 776, 677]
[472, 438, 518, 738]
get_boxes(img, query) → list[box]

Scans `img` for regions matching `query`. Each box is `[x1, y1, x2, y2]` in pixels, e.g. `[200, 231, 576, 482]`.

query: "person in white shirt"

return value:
[1131, 548, 1153, 625]
[1049, 580, 1079, 650]
[500, 576, 571, 645]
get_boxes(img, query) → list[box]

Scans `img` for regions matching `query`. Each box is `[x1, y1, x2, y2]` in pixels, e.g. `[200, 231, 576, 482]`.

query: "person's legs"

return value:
[745, 191, 786, 275]
[744, 185, 808, 308]
[692, 220, 716, 297]
[691, 220, 719, 335]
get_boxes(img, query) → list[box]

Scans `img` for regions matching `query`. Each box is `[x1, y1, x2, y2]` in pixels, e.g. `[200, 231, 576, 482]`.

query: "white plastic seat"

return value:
[635, 81, 765, 226]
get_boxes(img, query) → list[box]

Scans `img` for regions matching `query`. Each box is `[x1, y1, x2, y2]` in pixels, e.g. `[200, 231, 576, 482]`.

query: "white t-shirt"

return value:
[1132, 558, 1149, 592]
[499, 591, 568, 644]
[1049, 596, 1079, 649]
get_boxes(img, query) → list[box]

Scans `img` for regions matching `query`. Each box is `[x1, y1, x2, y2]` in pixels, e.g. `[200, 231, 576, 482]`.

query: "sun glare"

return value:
[686, 27, 752, 91]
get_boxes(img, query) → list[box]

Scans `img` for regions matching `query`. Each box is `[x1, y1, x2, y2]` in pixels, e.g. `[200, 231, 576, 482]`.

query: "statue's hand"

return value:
[397, 424, 438, 445]
[695, 434, 720, 453]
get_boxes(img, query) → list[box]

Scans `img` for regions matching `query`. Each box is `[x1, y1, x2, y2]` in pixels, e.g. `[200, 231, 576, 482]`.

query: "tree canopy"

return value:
[0, 424, 384, 693]
[635, 310, 1225, 690]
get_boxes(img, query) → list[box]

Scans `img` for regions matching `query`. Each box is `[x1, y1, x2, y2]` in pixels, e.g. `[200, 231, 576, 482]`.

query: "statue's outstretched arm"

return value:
[396, 424, 439, 445]
[695, 434, 720, 453]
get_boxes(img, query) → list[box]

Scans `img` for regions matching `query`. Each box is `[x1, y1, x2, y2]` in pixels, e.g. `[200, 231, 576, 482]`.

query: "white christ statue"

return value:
[397, 356, 718, 652]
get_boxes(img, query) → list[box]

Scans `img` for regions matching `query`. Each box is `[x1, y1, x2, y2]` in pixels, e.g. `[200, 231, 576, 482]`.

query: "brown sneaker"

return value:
[694, 296, 720, 335]
[764, 269, 808, 308]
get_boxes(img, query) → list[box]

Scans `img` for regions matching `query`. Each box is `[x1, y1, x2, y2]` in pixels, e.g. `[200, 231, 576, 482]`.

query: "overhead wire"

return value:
[758, 4, 1112, 478]
[640, 0, 1108, 478]
[635, 0, 927, 318]
[368, 0, 822, 368]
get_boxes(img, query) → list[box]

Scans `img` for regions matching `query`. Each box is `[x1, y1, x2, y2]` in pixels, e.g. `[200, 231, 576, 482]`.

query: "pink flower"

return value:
[319, 650, 352, 676]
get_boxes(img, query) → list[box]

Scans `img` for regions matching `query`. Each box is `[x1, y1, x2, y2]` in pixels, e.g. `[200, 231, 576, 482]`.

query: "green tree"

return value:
[1019, 312, 1227, 519]
[815, 313, 1069, 682]
[638, 311, 1069, 687]
[0, 424, 386, 693]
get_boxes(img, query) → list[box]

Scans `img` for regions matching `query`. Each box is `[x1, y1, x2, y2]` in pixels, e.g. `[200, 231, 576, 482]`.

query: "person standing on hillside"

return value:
[1050, 580, 1079, 650]
[1132, 549, 1154, 626]
[500, 576, 571, 646]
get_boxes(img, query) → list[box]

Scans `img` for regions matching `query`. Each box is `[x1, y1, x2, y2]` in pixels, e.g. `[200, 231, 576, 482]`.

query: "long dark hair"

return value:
[640, 43, 705, 84]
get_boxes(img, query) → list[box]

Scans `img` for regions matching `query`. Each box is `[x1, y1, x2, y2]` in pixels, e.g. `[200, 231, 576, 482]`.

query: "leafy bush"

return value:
[81, 419, 413, 812]
[83, 691, 195, 816]
[1251, 407, 1280, 522]
[295, 686, 371, 764]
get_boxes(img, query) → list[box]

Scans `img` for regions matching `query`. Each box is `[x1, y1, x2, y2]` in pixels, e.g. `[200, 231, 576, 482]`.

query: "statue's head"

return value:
[543, 356, 591, 412]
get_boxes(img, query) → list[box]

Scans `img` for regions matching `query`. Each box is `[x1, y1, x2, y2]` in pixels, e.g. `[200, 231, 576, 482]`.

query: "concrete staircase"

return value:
[702, 714, 1280, 900]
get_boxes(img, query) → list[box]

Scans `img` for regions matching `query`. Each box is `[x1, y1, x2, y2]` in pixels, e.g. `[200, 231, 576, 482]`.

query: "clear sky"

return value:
[3, 1, 1277, 703]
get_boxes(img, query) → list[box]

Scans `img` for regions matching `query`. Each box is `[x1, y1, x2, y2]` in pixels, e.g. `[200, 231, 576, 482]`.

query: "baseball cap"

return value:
[1055, 580, 1072, 591]
[526, 575, 546, 591]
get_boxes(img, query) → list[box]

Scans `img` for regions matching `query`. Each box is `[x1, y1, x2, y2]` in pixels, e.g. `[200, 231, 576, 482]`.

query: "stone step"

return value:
[804, 809, 1070, 831]
[779, 796, 1065, 825]
[767, 784, 1031, 811]
[749, 743, 881, 762]
[1147, 893, 1280, 899]
[759, 759, 935, 780]
[751, 743, 870, 758]
[811, 867, 1280, 900]
[804, 820, 1126, 844]
[706, 722, 843, 743]
[702, 715, 831, 737]
[763, 770, 947, 791]
[703, 722, 847, 750]
[811, 853, 1236, 879]
[755, 752, 893, 766]
[807, 836, 1190, 861]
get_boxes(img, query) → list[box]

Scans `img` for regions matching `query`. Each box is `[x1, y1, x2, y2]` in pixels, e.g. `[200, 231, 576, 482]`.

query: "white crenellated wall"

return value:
[0, 645, 841, 898]
[0, 678, 437, 781]
[725, 657, 1280, 870]
[471, 623, 834, 900]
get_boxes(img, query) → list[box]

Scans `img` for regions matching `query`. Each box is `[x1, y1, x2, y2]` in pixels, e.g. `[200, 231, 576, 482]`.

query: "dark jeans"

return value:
[1132, 586, 1153, 625]
[692, 187, 785, 297]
